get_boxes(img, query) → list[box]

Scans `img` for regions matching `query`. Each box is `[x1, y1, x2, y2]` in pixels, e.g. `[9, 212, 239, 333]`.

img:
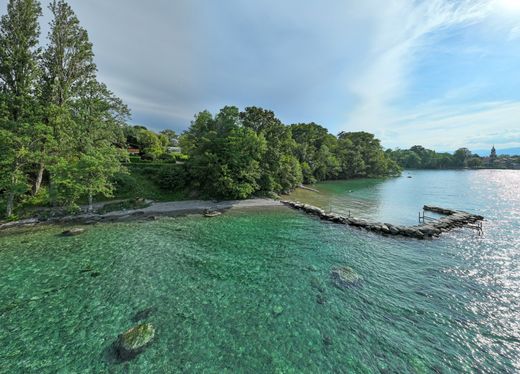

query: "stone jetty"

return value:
[280, 200, 483, 239]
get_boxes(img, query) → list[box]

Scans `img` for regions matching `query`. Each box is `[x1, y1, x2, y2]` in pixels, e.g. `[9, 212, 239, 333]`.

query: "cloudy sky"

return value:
[4, 0, 520, 151]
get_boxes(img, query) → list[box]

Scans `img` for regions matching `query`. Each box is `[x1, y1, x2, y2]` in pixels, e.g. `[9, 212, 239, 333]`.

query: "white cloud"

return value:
[510, 25, 520, 40]
[380, 100, 520, 150]
[344, 0, 492, 134]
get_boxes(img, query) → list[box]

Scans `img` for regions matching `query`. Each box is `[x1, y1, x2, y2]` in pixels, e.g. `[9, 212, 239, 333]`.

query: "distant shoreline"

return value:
[402, 167, 520, 171]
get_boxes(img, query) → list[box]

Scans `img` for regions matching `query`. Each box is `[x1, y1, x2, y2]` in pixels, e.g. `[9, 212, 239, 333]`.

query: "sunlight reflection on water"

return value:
[0, 170, 518, 372]
[288, 170, 520, 371]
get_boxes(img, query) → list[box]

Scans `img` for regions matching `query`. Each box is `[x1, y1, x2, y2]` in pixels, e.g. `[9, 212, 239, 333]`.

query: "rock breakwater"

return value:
[281, 200, 483, 239]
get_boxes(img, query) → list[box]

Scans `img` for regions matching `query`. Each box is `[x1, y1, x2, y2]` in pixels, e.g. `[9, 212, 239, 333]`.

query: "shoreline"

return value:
[0, 198, 284, 232]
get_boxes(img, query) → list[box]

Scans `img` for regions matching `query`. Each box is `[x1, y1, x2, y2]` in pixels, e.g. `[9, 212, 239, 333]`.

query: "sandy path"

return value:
[0, 199, 284, 230]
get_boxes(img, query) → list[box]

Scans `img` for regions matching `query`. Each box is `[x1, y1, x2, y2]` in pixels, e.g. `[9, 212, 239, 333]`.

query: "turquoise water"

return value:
[0, 170, 519, 373]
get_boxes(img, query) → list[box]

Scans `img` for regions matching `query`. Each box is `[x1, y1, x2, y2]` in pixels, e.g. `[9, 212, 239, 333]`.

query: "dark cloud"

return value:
[26, 0, 368, 133]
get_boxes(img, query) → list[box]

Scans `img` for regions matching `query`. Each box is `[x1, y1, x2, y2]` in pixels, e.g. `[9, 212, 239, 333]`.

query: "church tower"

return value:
[490, 145, 497, 162]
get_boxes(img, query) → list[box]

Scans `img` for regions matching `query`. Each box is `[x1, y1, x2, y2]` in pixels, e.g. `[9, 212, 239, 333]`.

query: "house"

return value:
[127, 147, 140, 155]
[167, 146, 182, 153]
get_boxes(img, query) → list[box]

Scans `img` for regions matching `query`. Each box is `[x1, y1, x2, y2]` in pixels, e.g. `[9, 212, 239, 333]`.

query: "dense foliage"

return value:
[0, 0, 128, 216]
[386, 146, 486, 169]
[180, 107, 401, 199]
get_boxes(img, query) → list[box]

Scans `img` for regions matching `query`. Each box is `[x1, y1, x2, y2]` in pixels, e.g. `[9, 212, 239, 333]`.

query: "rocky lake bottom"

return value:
[0, 170, 519, 373]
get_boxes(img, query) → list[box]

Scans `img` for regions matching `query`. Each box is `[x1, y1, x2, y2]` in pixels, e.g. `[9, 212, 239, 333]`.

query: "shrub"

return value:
[158, 153, 177, 163]
[141, 153, 156, 161]
[156, 165, 188, 191]
[112, 172, 139, 195]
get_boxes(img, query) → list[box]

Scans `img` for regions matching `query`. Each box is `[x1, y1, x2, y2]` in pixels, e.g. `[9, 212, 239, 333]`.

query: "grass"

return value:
[111, 164, 190, 202]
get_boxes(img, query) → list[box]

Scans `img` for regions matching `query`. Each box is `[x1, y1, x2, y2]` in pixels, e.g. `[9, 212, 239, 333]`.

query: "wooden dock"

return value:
[281, 200, 484, 239]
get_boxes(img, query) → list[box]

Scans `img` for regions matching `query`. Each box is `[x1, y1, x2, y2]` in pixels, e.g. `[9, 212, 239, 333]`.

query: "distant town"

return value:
[479, 146, 520, 170]
[386, 145, 520, 170]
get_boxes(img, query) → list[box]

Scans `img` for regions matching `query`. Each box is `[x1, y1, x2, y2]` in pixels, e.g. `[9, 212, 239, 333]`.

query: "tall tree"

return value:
[49, 77, 129, 210]
[37, 0, 97, 196]
[0, 0, 42, 121]
[0, 0, 43, 216]
[42, 0, 96, 109]
[39, 0, 129, 209]
[241, 107, 302, 192]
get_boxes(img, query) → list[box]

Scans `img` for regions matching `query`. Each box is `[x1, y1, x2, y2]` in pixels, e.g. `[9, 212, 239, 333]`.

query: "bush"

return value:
[156, 164, 188, 190]
[112, 172, 139, 195]
[175, 153, 189, 161]
[158, 153, 177, 163]
[141, 153, 156, 161]
[21, 187, 50, 208]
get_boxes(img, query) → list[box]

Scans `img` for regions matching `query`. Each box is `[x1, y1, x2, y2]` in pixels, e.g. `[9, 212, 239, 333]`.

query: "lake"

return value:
[0, 170, 519, 373]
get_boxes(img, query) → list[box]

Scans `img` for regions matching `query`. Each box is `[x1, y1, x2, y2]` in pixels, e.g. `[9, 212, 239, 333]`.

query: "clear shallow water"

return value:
[0, 170, 519, 373]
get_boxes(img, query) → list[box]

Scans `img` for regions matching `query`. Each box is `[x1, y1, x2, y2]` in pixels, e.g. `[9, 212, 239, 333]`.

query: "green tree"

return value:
[337, 131, 398, 177]
[160, 129, 178, 146]
[40, 0, 128, 209]
[0, 124, 31, 216]
[290, 122, 338, 183]
[39, 0, 97, 198]
[51, 147, 125, 211]
[241, 107, 302, 192]
[136, 128, 164, 159]
[466, 156, 483, 168]
[0, 0, 43, 216]
[453, 148, 472, 168]
[182, 106, 266, 199]
[0, 0, 42, 121]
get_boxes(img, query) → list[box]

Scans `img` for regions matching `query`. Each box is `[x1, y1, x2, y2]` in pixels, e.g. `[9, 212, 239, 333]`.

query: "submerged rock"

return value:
[203, 210, 221, 217]
[323, 335, 333, 346]
[307, 265, 318, 272]
[331, 266, 362, 288]
[272, 305, 284, 316]
[62, 228, 85, 236]
[310, 276, 326, 293]
[117, 323, 155, 361]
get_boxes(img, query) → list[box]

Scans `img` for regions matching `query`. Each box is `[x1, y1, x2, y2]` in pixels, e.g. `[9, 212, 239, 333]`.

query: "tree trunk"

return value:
[88, 193, 93, 212]
[33, 161, 45, 195]
[6, 192, 14, 217]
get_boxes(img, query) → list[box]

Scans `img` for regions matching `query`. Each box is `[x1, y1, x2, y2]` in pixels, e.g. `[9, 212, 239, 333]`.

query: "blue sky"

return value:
[3, 0, 519, 151]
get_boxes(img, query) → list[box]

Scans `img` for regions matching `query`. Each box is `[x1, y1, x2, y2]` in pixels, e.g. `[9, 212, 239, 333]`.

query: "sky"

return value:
[2, 0, 520, 151]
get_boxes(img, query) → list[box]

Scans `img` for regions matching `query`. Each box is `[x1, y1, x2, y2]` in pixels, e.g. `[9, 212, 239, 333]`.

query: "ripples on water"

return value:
[0, 170, 518, 372]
